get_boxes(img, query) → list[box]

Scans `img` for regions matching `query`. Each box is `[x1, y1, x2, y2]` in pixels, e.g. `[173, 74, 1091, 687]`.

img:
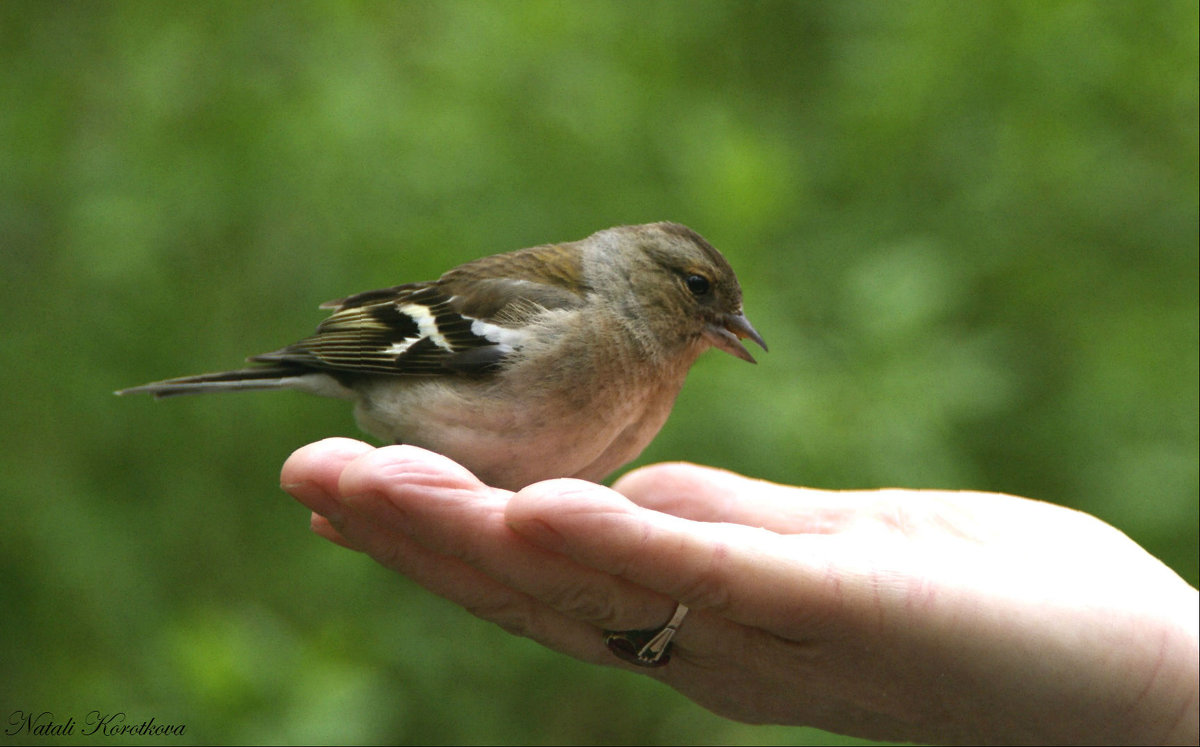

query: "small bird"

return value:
[118, 222, 766, 490]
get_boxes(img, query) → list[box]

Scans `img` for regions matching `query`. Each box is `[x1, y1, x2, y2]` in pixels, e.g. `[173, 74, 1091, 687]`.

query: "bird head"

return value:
[594, 222, 767, 363]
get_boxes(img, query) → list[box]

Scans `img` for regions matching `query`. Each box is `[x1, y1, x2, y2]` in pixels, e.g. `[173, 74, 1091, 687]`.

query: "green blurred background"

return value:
[2, 1, 1196, 744]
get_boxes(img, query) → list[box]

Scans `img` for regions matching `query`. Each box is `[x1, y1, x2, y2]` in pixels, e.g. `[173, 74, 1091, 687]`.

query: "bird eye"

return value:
[685, 274, 711, 296]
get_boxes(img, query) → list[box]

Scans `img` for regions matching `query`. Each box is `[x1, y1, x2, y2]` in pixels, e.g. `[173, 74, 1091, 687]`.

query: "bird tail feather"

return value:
[115, 366, 305, 398]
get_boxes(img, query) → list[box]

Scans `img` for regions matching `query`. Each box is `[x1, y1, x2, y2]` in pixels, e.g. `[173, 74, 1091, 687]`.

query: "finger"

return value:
[281, 437, 376, 521]
[293, 447, 811, 679]
[329, 446, 680, 632]
[310, 513, 359, 551]
[282, 443, 690, 669]
[319, 482, 624, 667]
[284, 442, 538, 630]
[613, 462, 868, 535]
[508, 478, 856, 636]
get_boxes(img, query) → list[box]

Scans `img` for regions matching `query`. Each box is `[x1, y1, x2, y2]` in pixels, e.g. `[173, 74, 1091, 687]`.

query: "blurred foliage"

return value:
[1, 1, 1196, 744]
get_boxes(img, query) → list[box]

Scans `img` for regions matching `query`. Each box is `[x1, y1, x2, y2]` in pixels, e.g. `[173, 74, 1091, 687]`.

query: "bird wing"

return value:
[253, 243, 591, 376]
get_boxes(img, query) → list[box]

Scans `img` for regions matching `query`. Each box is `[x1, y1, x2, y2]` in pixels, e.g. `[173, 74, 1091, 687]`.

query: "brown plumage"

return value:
[118, 222, 766, 489]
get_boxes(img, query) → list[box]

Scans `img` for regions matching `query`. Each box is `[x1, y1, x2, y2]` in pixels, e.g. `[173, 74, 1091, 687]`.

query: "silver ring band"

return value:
[603, 603, 689, 667]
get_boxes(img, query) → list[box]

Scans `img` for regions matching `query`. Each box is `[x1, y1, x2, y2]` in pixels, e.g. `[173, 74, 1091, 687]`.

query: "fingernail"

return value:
[507, 518, 565, 552]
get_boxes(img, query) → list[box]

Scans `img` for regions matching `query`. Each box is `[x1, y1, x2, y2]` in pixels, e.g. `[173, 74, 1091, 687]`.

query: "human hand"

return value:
[281, 438, 1198, 745]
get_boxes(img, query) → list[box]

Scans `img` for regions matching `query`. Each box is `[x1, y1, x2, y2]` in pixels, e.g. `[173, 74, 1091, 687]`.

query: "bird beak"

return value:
[704, 312, 768, 363]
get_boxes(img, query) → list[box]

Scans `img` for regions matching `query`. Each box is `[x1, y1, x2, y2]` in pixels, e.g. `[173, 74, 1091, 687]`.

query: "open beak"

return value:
[703, 312, 768, 363]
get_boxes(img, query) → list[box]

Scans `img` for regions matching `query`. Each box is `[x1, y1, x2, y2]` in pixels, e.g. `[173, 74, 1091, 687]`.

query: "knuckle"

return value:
[673, 539, 735, 613]
[463, 596, 539, 638]
[541, 582, 619, 625]
[676, 572, 733, 613]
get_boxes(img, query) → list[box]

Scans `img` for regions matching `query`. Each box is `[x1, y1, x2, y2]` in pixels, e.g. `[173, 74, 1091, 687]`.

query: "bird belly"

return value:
[350, 373, 683, 491]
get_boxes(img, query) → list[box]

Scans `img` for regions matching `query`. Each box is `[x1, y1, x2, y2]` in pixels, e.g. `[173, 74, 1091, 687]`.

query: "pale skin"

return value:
[281, 438, 1199, 745]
